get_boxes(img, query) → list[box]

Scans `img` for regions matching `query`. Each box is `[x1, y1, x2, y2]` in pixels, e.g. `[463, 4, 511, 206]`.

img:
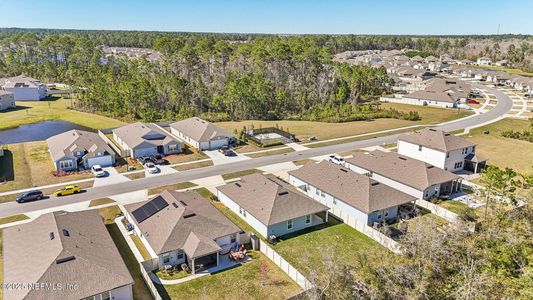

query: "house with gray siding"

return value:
[216, 173, 329, 240]
[123, 190, 241, 274]
[0, 75, 47, 101]
[0, 90, 15, 111]
[46, 129, 116, 171]
[112, 122, 183, 158]
[345, 150, 462, 200]
[2, 210, 134, 300]
[288, 161, 416, 226]
[169, 117, 236, 150]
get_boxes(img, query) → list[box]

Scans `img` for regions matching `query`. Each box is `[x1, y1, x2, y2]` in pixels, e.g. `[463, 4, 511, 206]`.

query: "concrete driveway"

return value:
[92, 167, 128, 187]
[203, 149, 251, 165]
[145, 164, 178, 178]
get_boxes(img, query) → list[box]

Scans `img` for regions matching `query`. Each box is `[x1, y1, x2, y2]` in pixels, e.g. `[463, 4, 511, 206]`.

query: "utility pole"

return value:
[497, 24, 500, 35]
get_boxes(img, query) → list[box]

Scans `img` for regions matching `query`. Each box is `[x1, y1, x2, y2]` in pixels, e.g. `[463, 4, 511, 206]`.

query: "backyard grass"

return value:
[217, 105, 471, 142]
[154, 269, 189, 280]
[305, 126, 421, 148]
[147, 181, 197, 195]
[210, 200, 263, 238]
[88, 198, 115, 207]
[272, 218, 387, 282]
[173, 160, 214, 171]
[98, 205, 123, 225]
[195, 187, 216, 200]
[245, 147, 294, 158]
[0, 214, 29, 225]
[131, 234, 152, 260]
[155, 250, 301, 300]
[0, 98, 125, 130]
[437, 200, 469, 214]
[0, 230, 3, 300]
[106, 224, 154, 300]
[222, 169, 262, 181]
[463, 119, 533, 173]
[0, 141, 93, 193]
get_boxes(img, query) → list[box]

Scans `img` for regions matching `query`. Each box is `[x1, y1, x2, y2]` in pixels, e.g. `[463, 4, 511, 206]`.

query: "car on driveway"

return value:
[16, 190, 44, 203]
[54, 185, 82, 197]
[144, 162, 160, 174]
[91, 165, 107, 177]
[149, 154, 167, 165]
[218, 146, 234, 156]
[137, 156, 151, 164]
[328, 154, 345, 166]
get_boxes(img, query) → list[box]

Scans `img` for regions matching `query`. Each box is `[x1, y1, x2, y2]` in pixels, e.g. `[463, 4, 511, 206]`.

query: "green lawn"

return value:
[125, 171, 146, 180]
[221, 169, 262, 181]
[0, 230, 3, 300]
[98, 205, 123, 225]
[147, 182, 198, 195]
[154, 269, 189, 280]
[217, 105, 471, 142]
[437, 200, 469, 214]
[173, 160, 214, 171]
[0, 98, 125, 130]
[463, 119, 533, 173]
[272, 218, 387, 283]
[245, 147, 294, 158]
[305, 126, 421, 148]
[106, 224, 154, 300]
[89, 198, 115, 207]
[155, 250, 301, 300]
[0, 214, 29, 225]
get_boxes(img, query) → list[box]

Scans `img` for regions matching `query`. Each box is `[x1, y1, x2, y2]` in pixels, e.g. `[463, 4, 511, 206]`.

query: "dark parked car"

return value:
[150, 154, 167, 165]
[16, 190, 44, 203]
[219, 146, 234, 156]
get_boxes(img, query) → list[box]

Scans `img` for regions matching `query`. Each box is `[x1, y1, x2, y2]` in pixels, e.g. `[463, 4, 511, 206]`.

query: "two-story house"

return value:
[397, 128, 487, 173]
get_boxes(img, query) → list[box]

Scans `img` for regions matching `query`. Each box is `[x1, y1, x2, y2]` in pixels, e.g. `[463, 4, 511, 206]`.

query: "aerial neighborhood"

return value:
[0, 8, 532, 300]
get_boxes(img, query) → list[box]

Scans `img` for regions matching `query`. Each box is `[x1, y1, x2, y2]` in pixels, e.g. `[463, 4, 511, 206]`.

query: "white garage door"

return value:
[206, 139, 228, 150]
[87, 155, 114, 168]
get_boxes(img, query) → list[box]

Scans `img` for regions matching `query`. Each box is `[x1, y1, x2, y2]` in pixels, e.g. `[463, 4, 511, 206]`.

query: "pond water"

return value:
[0, 120, 93, 144]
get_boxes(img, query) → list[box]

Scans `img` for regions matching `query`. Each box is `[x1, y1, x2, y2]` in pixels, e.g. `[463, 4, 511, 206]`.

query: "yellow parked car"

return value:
[54, 185, 82, 197]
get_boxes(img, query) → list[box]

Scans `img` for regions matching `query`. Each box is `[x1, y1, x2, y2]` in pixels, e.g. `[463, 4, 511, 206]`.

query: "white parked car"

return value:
[91, 165, 106, 177]
[145, 162, 160, 174]
[328, 154, 345, 166]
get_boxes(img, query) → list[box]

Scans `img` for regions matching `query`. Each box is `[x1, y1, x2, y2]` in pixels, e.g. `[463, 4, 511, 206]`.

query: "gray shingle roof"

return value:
[346, 150, 460, 191]
[124, 190, 240, 255]
[170, 117, 235, 143]
[399, 128, 475, 152]
[46, 129, 114, 162]
[216, 173, 329, 226]
[2, 210, 133, 300]
[113, 122, 180, 149]
[289, 161, 416, 213]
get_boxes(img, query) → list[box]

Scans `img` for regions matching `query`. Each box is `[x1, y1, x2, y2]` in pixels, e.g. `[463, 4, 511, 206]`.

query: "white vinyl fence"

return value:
[258, 239, 314, 291]
[98, 129, 130, 157]
[328, 206, 402, 254]
[140, 260, 163, 300]
[415, 199, 476, 232]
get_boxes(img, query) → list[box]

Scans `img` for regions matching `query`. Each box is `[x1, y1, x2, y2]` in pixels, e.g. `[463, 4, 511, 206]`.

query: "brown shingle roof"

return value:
[216, 173, 329, 226]
[124, 190, 240, 255]
[46, 129, 114, 161]
[2, 210, 133, 300]
[113, 122, 180, 149]
[289, 161, 416, 213]
[170, 117, 235, 143]
[398, 128, 475, 152]
[346, 151, 460, 191]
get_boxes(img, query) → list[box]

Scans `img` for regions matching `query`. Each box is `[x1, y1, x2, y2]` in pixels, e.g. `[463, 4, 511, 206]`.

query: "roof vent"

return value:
[56, 256, 76, 264]
[172, 202, 178, 208]
[427, 166, 434, 169]
[184, 213, 196, 219]
[340, 169, 348, 173]
[235, 183, 241, 187]
[179, 200, 187, 206]
[398, 157, 407, 161]
[49, 232, 55, 240]
[429, 129, 437, 132]
[62, 229, 69, 237]
[444, 133, 450, 136]
[371, 182, 380, 186]
[278, 191, 289, 196]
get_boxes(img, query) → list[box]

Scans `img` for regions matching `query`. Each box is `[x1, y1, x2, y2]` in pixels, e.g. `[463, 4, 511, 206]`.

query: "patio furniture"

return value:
[229, 249, 246, 261]
[164, 264, 172, 271]
[181, 264, 190, 272]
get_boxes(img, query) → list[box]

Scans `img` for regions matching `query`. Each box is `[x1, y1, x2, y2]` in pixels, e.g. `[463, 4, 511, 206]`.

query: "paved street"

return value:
[0, 84, 513, 218]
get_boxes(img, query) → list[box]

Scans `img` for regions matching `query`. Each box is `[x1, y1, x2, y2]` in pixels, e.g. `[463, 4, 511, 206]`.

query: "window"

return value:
[230, 234, 237, 243]
[162, 253, 170, 264]
[472, 146, 476, 153]
[377, 211, 382, 220]
[287, 219, 293, 230]
[305, 215, 311, 224]
[59, 160, 74, 170]
[446, 152, 450, 158]
[239, 207, 246, 217]
[418, 145, 422, 151]
[384, 209, 389, 218]
[320, 190, 325, 197]
[169, 144, 178, 151]
[315, 189, 319, 196]
[177, 250, 184, 260]
[100, 291, 111, 300]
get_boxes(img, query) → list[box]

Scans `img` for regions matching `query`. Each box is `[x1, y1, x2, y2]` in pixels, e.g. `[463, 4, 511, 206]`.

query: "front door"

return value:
[157, 145, 164, 154]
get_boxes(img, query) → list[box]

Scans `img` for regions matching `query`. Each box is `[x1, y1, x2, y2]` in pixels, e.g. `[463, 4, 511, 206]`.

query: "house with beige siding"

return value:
[288, 161, 416, 226]
[0, 90, 15, 111]
[169, 117, 236, 150]
[216, 173, 329, 240]
[2, 210, 134, 300]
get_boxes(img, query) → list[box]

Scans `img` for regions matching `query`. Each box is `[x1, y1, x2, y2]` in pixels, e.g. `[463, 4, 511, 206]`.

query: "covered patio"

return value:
[464, 153, 488, 173]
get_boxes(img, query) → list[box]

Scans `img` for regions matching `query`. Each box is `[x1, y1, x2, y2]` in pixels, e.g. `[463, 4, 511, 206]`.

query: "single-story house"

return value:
[477, 57, 492, 66]
[169, 117, 236, 150]
[112, 122, 183, 158]
[0, 75, 47, 101]
[123, 190, 241, 274]
[288, 161, 416, 226]
[397, 128, 487, 173]
[2, 210, 134, 300]
[0, 90, 15, 111]
[345, 150, 462, 200]
[216, 173, 329, 239]
[46, 129, 116, 171]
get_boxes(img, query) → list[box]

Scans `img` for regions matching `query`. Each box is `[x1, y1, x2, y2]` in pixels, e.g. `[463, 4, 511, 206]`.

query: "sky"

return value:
[0, 0, 532, 35]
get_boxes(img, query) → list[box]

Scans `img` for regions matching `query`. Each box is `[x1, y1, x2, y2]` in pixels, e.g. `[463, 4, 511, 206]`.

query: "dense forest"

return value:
[0, 29, 531, 122]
